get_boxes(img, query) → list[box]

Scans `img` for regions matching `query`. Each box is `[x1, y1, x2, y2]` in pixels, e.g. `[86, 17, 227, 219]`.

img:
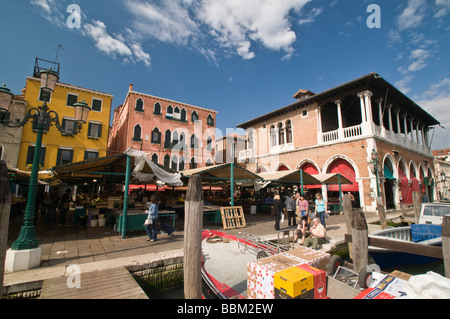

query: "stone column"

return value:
[335, 100, 344, 139]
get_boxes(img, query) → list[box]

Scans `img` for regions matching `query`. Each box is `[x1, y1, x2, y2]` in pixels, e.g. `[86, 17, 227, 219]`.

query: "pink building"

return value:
[108, 84, 218, 171]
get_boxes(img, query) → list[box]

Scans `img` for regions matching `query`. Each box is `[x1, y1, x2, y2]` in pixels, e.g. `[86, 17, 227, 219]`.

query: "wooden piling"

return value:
[443, 216, 450, 279]
[376, 197, 387, 230]
[351, 210, 368, 273]
[412, 191, 421, 224]
[342, 194, 354, 259]
[183, 175, 204, 299]
[0, 161, 11, 298]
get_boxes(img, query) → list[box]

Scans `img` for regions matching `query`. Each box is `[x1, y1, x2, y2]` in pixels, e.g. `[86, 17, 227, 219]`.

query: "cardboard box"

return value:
[281, 246, 331, 272]
[247, 254, 303, 299]
[355, 274, 408, 299]
[274, 267, 314, 299]
[297, 264, 327, 299]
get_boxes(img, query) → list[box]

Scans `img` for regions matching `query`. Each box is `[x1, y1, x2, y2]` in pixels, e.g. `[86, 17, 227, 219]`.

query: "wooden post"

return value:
[412, 191, 421, 224]
[351, 210, 368, 273]
[376, 197, 387, 229]
[0, 161, 11, 298]
[184, 175, 204, 299]
[443, 216, 450, 279]
[342, 194, 354, 259]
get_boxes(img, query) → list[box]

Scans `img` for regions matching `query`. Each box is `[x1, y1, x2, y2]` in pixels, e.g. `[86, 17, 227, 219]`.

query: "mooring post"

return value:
[376, 197, 387, 229]
[351, 210, 368, 273]
[184, 175, 204, 299]
[412, 191, 421, 224]
[443, 216, 450, 279]
[342, 194, 354, 260]
[0, 161, 11, 298]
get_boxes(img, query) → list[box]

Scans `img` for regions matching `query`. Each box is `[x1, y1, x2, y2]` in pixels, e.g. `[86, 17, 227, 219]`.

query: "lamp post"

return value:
[1, 69, 90, 271]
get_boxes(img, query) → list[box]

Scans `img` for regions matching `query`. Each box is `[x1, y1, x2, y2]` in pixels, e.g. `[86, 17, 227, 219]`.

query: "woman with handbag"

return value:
[314, 193, 327, 228]
[144, 195, 160, 242]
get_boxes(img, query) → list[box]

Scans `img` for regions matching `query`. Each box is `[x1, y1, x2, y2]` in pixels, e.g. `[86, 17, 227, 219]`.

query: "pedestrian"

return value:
[58, 189, 71, 226]
[315, 193, 327, 228]
[284, 193, 296, 227]
[45, 188, 60, 225]
[144, 195, 159, 242]
[293, 215, 310, 244]
[272, 194, 283, 231]
[302, 217, 327, 250]
[298, 195, 309, 217]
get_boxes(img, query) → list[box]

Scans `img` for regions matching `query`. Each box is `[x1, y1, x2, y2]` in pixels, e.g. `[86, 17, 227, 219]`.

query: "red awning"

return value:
[301, 163, 321, 189]
[327, 159, 358, 192]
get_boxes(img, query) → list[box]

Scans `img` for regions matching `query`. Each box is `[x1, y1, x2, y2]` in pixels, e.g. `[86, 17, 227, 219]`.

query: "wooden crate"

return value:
[220, 206, 246, 230]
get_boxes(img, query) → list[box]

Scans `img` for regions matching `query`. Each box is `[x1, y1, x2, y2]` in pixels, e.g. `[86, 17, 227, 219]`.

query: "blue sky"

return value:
[1, 0, 450, 149]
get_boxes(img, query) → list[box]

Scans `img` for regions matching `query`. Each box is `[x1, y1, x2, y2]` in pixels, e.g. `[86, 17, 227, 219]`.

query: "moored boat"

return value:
[201, 230, 256, 299]
[368, 224, 442, 269]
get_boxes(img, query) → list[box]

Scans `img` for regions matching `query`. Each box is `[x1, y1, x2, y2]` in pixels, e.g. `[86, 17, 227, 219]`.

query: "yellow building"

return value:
[18, 76, 113, 172]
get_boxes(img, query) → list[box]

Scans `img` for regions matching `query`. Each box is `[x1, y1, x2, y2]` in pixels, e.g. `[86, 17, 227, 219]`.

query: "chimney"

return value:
[129, 83, 134, 92]
[293, 89, 315, 101]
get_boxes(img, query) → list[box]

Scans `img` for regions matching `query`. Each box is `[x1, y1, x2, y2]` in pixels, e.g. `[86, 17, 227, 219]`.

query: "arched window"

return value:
[278, 122, 285, 145]
[151, 128, 161, 144]
[133, 124, 142, 142]
[179, 157, 185, 171]
[135, 98, 144, 112]
[164, 154, 171, 168]
[171, 156, 178, 171]
[173, 131, 179, 145]
[191, 134, 198, 149]
[207, 115, 214, 126]
[286, 120, 293, 144]
[151, 154, 158, 164]
[181, 109, 187, 122]
[206, 136, 213, 151]
[206, 159, 213, 167]
[270, 125, 277, 147]
[174, 107, 181, 120]
[191, 111, 199, 122]
[165, 130, 172, 148]
[190, 157, 197, 169]
[166, 105, 173, 118]
[154, 102, 161, 115]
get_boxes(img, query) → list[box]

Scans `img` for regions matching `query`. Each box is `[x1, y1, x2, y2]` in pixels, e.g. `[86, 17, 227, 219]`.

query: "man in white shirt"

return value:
[302, 217, 327, 250]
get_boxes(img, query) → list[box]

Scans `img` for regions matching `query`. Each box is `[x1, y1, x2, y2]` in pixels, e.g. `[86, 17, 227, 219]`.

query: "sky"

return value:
[1, 0, 450, 149]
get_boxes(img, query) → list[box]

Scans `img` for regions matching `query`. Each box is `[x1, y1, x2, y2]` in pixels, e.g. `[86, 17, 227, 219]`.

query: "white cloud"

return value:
[197, 0, 311, 60]
[435, 0, 450, 18]
[407, 48, 431, 72]
[83, 21, 151, 67]
[397, 0, 427, 31]
[30, 0, 65, 26]
[299, 7, 323, 25]
[415, 78, 450, 149]
[125, 0, 312, 61]
[126, 0, 199, 46]
[395, 75, 414, 94]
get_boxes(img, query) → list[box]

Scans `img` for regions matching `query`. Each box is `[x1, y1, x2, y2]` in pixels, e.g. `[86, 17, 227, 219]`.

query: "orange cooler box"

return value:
[296, 264, 327, 299]
[274, 267, 314, 299]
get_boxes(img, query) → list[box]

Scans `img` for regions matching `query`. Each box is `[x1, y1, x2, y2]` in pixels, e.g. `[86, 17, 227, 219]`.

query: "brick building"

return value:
[108, 84, 218, 171]
[237, 73, 440, 212]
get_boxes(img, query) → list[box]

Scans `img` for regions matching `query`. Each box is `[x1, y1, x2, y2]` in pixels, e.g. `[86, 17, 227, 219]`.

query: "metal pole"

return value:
[121, 155, 131, 239]
[338, 173, 343, 213]
[11, 106, 47, 250]
[300, 170, 304, 195]
[230, 162, 234, 206]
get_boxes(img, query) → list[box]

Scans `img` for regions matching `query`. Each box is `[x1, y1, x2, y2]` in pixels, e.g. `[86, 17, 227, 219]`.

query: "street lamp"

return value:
[2, 69, 90, 270]
[369, 149, 381, 197]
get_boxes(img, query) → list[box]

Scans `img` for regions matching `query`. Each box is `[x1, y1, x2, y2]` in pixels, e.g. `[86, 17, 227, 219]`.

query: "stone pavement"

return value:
[3, 209, 404, 289]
